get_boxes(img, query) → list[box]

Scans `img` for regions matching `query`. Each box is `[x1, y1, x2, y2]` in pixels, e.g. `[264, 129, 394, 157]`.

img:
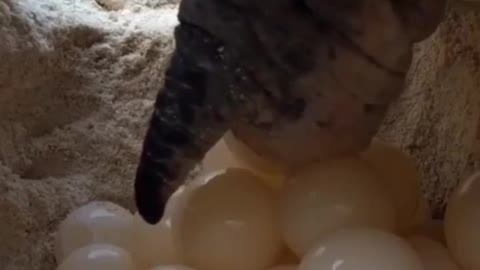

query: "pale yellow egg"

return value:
[146, 265, 197, 270]
[267, 265, 297, 270]
[420, 220, 446, 245]
[405, 194, 431, 231]
[175, 168, 283, 270]
[400, 196, 445, 244]
[127, 213, 178, 269]
[202, 136, 245, 174]
[127, 180, 211, 269]
[223, 131, 288, 189]
[408, 235, 460, 270]
[57, 243, 136, 270]
[202, 133, 288, 189]
[361, 140, 422, 231]
[275, 248, 300, 265]
[280, 156, 396, 256]
[164, 184, 194, 225]
[55, 201, 133, 263]
[445, 171, 480, 270]
[404, 218, 446, 245]
[298, 228, 423, 270]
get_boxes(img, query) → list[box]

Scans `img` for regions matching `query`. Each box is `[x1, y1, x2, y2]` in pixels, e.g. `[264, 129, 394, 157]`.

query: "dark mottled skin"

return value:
[135, 0, 447, 224]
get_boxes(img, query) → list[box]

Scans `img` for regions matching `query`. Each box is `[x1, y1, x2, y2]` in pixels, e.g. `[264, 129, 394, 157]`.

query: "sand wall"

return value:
[0, 0, 178, 268]
[377, 2, 480, 218]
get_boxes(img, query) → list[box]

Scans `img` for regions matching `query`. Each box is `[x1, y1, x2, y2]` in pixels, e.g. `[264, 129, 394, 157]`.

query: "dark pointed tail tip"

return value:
[134, 167, 167, 225]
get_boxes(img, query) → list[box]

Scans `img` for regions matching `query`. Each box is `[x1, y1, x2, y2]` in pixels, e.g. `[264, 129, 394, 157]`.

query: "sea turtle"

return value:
[134, 0, 447, 225]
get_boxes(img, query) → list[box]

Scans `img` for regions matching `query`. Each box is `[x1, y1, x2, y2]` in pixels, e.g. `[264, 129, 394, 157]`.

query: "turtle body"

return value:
[135, 0, 447, 225]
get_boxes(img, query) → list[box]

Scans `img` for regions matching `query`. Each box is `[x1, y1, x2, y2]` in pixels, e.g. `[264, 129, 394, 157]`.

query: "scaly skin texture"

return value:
[135, 0, 447, 224]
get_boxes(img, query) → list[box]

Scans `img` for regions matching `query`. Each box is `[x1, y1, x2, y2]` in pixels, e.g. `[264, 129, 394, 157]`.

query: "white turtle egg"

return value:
[267, 265, 297, 270]
[280, 156, 396, 256]
[401, 197, 446, 244]
[57, 243, 136, 270]
[146, 265, 197, 270]
[202, 136, 245, 174]
[404, 194, 431, 232]
[55, 201, 133, 263]
[298, 228, 423, 270]
[127, 179, 211, 269]
[417, 219, 446, 245]
[202, 133, 287, 189]
[275, 248, 300, 265]
[127, 212, 178, 269]
[175, 168, 283, 270]
[445, 171, 480, 270]
[224, 131, 289, 189]
[361, 140, 422, 231]
[408, 235, 459, 270]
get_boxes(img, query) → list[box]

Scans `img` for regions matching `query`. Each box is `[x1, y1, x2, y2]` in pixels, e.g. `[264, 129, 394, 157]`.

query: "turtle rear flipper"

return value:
[134, 24, 260, 224]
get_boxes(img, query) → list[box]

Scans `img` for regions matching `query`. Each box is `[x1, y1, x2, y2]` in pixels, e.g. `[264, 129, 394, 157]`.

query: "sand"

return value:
[0, 0, 479, 269]
[0, 0, 178, 268]
[377, 3, 480, 218]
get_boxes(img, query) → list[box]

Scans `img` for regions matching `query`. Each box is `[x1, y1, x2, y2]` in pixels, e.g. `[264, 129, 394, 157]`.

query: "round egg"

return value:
[280, 156, 396, 256]
[174, 168, 283, 270]
[147, 265, 197, 270]
[223, 131, 289, 189]
[127, 213, 178, 269]
[419, 220, 446, 245]
[128, 181, 209, 269]
[202, 137, 246, 174]
[55, 201, 133, 263]
[164, 184, 195, 225]
[276, 248, 300, 265]
[404, 218, 446, 245]
[267, 265, 297, 270]
[298, 228, 423, 270]
[408, 235, 459, 270]
[406, 195, 431, 231]
[57, 243, 136, 270]
[202, 136, 285, 189]
[361, 140, 422, 231]
[445, 171, 480, 270]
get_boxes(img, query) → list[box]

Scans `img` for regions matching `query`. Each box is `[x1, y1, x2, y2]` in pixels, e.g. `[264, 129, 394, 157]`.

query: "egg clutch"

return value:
[54, 132, 479, 270]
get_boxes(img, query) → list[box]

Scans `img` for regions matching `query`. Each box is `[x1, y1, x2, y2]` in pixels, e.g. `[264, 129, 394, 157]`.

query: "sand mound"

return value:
[0, 0, 178, 268]
[0, 0, 479, 269]
[377, 3, 480, 218]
